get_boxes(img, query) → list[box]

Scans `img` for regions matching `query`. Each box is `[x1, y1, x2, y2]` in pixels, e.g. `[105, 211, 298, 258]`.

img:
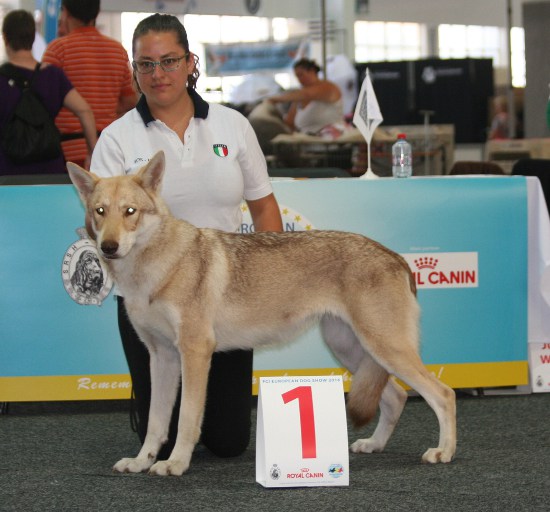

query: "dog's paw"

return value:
[421, 448, 454, 464]
[349, 438, 384, 454]
[149, 459, 189, 477]
[113, 457, 155, 474]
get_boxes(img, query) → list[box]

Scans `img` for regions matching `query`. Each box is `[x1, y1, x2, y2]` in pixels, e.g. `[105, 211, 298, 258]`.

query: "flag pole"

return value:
[368, 141, 372, 174]
[362, 148, 377, 179]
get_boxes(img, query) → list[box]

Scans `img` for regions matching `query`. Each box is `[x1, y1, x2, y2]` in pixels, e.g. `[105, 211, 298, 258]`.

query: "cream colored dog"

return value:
[68, 151, 456, 476]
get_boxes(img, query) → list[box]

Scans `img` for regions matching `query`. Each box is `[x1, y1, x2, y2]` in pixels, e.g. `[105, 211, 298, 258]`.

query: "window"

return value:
[438, 24, 503, 64]
[438, 24, 525, 87]
[354, 21, 425, 63]
[352, 21, 525, 88]
[510, 27, 525, 88]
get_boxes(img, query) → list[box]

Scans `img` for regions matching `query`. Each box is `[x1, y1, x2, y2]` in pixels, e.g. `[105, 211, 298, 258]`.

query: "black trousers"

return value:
[117, 297, 252, 459]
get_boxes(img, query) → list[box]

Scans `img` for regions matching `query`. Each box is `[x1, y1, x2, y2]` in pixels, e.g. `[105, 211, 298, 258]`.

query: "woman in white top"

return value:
[270, 58, 343, 135]
[91, 13, 283, 459]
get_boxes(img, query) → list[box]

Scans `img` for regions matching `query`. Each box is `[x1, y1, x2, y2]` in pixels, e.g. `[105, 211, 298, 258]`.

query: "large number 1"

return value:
[281, 386, 317, 459]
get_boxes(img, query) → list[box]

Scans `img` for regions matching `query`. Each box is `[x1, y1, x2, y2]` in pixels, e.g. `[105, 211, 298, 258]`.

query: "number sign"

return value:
[256, 376, 349, 487]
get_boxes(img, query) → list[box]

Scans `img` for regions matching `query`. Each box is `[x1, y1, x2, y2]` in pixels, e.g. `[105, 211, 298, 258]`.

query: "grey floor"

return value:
[1, 393, 549, 512]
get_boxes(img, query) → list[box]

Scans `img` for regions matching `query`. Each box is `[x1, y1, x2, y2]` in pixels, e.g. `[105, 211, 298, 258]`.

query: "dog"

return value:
[70, 250, 104, 296]
[67, 151, 456, 476]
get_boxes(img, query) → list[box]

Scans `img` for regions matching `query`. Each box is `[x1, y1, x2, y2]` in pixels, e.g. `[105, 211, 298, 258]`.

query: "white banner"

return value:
[529, 343, 550, 392]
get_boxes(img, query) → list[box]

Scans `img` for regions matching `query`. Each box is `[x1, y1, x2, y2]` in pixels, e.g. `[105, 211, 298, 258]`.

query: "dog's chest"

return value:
[125, 296, 179, 346]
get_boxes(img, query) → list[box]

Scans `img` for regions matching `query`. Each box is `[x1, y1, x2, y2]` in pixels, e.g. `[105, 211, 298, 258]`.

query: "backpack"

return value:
[0, 63, 62, 164]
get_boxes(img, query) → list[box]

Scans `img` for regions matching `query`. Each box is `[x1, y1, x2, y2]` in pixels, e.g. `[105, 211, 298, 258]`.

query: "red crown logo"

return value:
[414, 257, 438, 270]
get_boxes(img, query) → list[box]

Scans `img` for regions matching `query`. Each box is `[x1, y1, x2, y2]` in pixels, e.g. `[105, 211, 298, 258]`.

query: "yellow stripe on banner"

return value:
[0, 374, 132, 402]
[424, 361, 528, 389]
[252, 361, 529, 395]
[0, 361, 528, 401]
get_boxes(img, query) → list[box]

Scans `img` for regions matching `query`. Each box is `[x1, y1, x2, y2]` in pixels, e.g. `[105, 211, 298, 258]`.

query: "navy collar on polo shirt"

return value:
[136, 87, 209, 126]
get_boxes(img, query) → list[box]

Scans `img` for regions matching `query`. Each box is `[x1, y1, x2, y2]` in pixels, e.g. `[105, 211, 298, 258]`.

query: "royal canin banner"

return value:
[402, 252, 478, 289]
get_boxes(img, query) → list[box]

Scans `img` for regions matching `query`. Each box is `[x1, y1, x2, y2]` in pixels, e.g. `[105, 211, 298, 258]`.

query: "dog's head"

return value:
[67, 151, 166, 260]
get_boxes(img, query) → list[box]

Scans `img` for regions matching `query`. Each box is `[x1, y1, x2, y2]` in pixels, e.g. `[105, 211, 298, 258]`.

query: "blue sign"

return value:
[205, 39, 306, 76]
[43, 0, 61, 43]
[0, 177, 528, 400]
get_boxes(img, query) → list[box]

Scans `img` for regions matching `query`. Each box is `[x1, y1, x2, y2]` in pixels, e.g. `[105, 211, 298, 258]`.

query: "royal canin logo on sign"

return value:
[402, 252, 478, 289]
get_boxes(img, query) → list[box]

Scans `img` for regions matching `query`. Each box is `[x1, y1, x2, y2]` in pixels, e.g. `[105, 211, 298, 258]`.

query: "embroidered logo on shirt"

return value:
[213, 144, 228, 157]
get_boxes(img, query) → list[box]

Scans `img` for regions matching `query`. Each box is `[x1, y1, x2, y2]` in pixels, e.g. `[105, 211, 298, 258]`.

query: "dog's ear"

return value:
[67, 162, 99, 203]
[136, 151, 165, 193]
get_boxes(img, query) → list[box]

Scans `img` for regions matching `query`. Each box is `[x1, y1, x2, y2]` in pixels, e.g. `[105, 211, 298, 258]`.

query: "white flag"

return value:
[353, 68, 383, 144]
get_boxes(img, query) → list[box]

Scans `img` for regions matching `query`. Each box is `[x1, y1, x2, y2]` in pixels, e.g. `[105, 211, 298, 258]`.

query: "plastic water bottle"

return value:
[392, 133, 413, 178]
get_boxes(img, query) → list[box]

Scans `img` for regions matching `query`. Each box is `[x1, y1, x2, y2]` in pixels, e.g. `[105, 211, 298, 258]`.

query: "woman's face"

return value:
[294, 66, 317, 87]
[133, 30, 194, 108]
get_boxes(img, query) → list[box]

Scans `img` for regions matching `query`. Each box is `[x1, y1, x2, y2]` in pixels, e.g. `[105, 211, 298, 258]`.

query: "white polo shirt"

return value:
[90, 90, 273, 232]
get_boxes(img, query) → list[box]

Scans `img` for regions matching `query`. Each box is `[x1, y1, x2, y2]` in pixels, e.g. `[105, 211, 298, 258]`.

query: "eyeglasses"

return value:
[132, 55, 188, 74]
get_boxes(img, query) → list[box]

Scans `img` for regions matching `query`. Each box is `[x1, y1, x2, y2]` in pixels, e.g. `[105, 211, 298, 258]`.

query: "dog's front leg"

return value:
[149, 340, 214, 476]
[113, 343, 181, 473]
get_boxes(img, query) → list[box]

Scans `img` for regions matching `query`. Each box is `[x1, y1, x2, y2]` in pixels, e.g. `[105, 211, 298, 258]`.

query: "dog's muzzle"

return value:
[100, 240, 120, 259]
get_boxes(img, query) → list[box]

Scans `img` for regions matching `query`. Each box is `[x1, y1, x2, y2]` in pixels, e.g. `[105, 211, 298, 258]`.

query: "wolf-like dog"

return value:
[68, 151, 456, 476]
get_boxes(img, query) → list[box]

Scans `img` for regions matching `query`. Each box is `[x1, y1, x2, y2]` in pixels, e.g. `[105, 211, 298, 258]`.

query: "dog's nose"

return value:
[101, 240, 119, 257]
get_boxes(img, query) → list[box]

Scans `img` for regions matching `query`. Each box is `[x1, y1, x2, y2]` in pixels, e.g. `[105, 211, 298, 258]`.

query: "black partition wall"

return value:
[357, 58, 494, 143]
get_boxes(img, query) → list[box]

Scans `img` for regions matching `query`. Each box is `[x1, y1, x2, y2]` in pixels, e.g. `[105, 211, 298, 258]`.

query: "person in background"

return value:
[0, 9, 96, 175]
[42, 0, 137, 168]
[487, 95, 510, 140]
[56, 10, 69, 38]
[269, 57, 344, 136]
[91, 13, 283, 459]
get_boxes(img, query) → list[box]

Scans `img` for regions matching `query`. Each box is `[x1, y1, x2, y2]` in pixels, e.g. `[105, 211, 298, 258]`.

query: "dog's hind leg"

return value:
[149, 333, 215, 476]
[391, 358, 456, 464]
[321, 316, 405, 454]
[350, 377, 407, 454]
[346, 353, 389, 427]
[113, 341, 181, 473]
[355, 327, 456, 463]
[348, 291, 456, 463]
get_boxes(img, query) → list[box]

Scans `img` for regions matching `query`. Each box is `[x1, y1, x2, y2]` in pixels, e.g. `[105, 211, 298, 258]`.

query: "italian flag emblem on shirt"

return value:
[213, 144, 228, 157]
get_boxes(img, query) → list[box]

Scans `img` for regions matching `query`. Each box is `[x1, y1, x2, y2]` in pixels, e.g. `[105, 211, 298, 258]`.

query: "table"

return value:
[272, 124, 455, 176]
[1, 176, 546, 400]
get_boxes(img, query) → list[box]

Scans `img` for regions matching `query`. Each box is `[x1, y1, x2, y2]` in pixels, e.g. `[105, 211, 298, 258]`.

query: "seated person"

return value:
[487, 95, 509, 140]
[269, 58, 344, 136]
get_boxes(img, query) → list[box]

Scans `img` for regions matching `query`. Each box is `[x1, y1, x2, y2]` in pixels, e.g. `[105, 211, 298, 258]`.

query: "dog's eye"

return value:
[126, 207, 136, 215]
[96, 207, 104, 215]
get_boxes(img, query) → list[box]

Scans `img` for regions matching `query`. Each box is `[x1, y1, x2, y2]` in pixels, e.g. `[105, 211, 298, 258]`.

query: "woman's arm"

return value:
[63, 89, 97, 168]
[284, 102, 297, 130]
[270, 81, 341, 105]
[247, 193, 283, 232]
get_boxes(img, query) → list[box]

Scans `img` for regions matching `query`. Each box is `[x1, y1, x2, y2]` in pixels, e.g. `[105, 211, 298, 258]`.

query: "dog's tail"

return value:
[347, 355, 389, 428]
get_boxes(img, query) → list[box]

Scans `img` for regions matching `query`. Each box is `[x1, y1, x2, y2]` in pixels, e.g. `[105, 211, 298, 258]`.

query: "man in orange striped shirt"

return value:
[43, 0, 137, 167]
